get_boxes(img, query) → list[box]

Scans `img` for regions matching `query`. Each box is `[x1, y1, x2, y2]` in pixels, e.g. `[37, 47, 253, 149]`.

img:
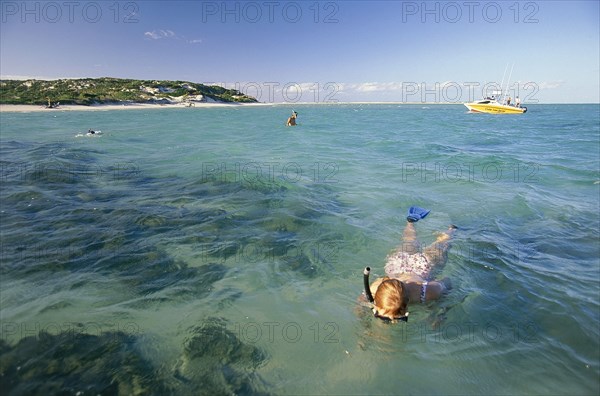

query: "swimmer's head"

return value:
[373, 278, 409, 321]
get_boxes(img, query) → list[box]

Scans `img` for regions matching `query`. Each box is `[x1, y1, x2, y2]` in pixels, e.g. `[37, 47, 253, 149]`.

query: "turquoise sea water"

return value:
[1, 104, 599, 395]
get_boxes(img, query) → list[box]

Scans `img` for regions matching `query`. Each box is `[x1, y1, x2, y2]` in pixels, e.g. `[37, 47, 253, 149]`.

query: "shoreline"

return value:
[0, 102, 270, 113]
[1, 102, 589, 113]
[0, 102, 464, 113]
[0, 102, 485, 112]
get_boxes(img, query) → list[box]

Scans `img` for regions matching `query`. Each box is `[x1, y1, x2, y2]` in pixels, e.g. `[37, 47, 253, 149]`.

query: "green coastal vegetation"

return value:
[0, 77, 258, 106]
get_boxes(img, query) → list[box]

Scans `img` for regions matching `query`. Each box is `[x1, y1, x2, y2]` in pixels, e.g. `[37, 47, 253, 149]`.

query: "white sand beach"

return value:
[0, 102, 270, 113]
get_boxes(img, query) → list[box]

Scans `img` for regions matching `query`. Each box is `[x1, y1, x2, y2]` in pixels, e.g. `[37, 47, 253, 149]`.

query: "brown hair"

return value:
[373, 278, 409, 319]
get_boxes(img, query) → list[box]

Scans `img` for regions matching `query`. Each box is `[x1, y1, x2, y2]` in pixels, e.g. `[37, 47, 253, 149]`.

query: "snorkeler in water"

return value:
[361, 207, 457, 322]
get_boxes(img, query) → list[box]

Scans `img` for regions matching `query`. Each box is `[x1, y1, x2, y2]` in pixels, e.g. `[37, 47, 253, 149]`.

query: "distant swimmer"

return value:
[87, 129, 97, 135]
[286, 111, 298, 126]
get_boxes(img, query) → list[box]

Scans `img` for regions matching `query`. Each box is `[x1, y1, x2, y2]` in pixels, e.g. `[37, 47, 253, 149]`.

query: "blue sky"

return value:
[1, 1, 598, 103]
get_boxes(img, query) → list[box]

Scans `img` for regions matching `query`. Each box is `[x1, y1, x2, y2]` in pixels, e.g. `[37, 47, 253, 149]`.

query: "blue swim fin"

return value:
[407, 206, 430, 222]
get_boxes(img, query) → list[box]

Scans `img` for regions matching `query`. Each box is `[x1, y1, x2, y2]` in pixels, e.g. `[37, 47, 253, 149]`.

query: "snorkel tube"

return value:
[363, 267, 374, 303]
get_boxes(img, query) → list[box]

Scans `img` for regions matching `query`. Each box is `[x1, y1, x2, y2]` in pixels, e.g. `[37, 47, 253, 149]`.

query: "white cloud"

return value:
[144, 30, 202, 45]
[538, 81, 564, 90]
[342, 82, 406, 92]
[144, 30, 175, 40]
[355, 82, 385, 92]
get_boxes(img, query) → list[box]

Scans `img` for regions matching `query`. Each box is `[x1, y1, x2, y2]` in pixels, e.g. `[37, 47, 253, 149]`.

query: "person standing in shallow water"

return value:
[286, 111, 298, 126]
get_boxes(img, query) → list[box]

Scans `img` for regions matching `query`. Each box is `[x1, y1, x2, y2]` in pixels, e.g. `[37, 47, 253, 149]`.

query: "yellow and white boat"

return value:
[465, 65, 528, 114]
[464, 99, 527, 114]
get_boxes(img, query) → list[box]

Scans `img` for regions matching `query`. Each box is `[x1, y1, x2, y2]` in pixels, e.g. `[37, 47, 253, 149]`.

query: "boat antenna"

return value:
[504, 62, 515, 104]
[498, 63, 509, 101]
